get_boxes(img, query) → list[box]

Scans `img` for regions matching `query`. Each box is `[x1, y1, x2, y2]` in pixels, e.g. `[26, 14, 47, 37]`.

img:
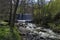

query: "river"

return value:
[18, 23, 60, 40]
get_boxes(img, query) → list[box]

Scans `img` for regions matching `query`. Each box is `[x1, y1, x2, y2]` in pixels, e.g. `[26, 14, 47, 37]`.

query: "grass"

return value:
[0, 25, 21, 40]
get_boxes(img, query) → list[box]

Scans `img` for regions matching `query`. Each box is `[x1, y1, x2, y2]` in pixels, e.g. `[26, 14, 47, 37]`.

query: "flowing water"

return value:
[18, 23, 60, 40]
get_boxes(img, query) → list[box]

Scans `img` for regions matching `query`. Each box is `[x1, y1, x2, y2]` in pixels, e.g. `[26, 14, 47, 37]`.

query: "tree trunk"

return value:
[11, 0, 19, 27]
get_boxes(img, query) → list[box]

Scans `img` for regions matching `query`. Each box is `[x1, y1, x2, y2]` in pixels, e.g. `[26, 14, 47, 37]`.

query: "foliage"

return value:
[0, 26, 21, 40]
[16, 0, 60, 31]
[46, 0, 60, 28]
